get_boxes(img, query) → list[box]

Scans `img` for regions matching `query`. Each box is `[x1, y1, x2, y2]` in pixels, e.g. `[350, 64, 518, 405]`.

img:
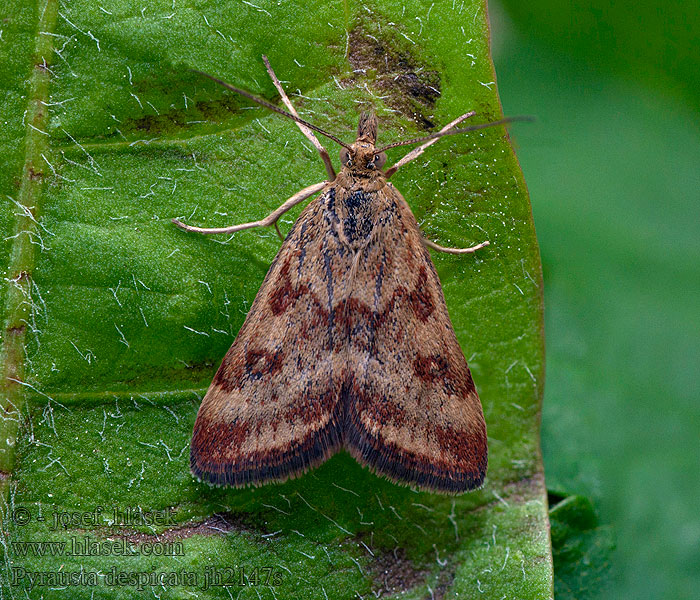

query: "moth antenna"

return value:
[376, 115, 534, 153]
[191, 69, 353, 150]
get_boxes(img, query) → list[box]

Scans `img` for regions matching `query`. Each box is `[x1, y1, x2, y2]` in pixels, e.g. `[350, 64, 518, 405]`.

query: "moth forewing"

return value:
[190, 186, 346, 487]
[341, 183, 487, 493]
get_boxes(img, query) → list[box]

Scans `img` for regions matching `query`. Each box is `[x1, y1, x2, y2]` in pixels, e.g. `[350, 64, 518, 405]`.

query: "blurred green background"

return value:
[489, 1, 700, 598]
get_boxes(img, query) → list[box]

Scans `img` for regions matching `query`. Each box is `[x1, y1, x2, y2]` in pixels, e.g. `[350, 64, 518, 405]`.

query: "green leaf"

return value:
[549, 493, 615, 599]
[0, 0, 549, 598]
[492, 6, 700, 596]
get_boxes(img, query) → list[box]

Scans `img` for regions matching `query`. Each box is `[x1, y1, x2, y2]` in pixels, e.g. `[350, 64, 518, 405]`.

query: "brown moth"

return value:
[175, 57, 521, 493]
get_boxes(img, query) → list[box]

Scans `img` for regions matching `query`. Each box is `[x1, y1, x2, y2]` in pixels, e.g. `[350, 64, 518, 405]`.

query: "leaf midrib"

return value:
[0, 0, 59, 488]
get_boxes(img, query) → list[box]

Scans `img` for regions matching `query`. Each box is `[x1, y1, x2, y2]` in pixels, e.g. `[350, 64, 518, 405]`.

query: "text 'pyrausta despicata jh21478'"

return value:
[174, 56, 528, 494]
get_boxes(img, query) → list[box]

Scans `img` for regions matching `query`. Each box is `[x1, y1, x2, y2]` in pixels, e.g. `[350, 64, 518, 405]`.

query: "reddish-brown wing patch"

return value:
[342, 184, 487, 493]
[190, 186, 353, 486]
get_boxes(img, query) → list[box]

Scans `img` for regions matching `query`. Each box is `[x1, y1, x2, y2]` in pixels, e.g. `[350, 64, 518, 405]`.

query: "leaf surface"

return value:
[0, 1, 550, 597]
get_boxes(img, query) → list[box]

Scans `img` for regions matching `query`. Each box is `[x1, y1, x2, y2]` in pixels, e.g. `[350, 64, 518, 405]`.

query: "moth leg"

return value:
[384, 111, 476, 179]
[172, 181, 328, 235]
[423, 238, 490, 254]
[262, 55, 337, 181]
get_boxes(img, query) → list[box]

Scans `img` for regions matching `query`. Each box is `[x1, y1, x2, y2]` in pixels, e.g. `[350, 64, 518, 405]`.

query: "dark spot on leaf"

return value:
[94, 512, 259, 543]
[368, 546, 431, 597]
[348, 20, 441, 130]
[27, 167, 43, 181]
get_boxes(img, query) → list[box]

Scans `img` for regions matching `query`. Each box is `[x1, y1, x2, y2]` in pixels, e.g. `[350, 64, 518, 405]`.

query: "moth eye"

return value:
[374, 152, 387, 169]
[340, 147, 353, 167]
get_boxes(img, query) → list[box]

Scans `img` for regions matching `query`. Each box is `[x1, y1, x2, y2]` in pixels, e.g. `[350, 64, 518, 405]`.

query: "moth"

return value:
[175, 57, 520, 493]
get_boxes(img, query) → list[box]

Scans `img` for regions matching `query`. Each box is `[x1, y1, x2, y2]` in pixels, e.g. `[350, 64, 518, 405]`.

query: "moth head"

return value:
[340, 147, 386, 171]
[340, 112, 387, 173]
[339, 146, 354, 168]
